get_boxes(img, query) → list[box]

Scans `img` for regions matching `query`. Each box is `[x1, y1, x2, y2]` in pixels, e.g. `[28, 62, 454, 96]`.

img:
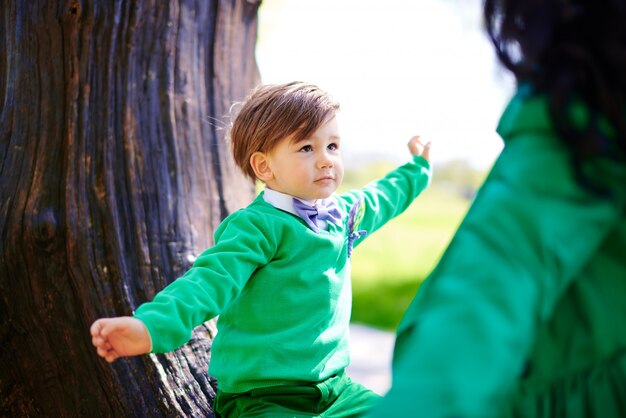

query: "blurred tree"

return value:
[432, 159, 488, 198]
[0, 0, 259, 416]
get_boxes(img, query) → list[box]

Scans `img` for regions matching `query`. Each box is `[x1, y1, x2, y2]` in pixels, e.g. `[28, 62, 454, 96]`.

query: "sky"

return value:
[255, 0, 516, 169]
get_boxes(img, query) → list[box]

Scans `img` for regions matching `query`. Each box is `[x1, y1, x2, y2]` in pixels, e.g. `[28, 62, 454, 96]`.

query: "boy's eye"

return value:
[327, 143, 339, 151]
[299, 145, 313, 152]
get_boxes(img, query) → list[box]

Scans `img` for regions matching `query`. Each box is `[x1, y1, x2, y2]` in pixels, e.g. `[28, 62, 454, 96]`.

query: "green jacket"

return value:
[371, 91, 626, 417]
[135, 155, 431, 393]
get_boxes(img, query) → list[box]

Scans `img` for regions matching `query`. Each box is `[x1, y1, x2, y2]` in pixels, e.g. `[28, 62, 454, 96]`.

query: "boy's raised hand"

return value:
[90, 317, 152, 363]
[407, 135, 431, 161]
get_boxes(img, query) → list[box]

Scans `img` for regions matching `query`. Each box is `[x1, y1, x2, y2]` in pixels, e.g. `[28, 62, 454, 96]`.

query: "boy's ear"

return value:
[250, 152, 274, 182]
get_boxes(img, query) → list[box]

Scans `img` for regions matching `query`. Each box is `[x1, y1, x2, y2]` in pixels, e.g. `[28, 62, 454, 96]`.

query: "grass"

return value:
[343, 162, 477, 331]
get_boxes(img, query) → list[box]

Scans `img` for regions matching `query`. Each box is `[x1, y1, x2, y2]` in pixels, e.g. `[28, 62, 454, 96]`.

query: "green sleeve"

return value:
[374, 134, 622, 417]
[341, 155, 431, 240]
[134, 209, 276, 353]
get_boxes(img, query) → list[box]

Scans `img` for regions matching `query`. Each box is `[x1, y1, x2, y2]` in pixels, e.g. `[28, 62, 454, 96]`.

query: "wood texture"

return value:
[0, 1, 260, 415]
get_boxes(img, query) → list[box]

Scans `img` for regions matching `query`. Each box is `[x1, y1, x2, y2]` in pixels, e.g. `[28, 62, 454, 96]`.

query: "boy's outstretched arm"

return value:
[407, 135, 431, 161]
[90, 317, 152, 363]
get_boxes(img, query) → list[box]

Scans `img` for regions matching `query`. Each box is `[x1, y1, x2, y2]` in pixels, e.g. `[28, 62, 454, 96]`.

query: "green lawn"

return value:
[345, 168, 475, 331]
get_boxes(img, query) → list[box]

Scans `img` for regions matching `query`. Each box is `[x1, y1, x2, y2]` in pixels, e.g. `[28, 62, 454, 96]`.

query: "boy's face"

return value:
[262, 116, 344, 202]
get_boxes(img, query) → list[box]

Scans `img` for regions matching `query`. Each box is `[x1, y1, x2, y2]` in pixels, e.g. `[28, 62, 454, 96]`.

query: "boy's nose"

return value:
[318, 153, 334, 168]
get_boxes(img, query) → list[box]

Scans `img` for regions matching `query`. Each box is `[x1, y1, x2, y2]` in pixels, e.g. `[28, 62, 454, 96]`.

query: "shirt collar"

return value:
[262, 188, 300, 215]
[262, 188, 340, 231]
[497, 85, 615, 143]
[496, 86, 553, 143]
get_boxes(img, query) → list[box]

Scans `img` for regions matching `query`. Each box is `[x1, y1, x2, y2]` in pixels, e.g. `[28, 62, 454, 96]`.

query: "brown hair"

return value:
[229, 81, 340, 180]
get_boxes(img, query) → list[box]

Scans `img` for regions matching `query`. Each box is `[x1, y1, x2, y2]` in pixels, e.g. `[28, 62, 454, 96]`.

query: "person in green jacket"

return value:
[369, 1, 626, 417]
[90, 81, 432, 417]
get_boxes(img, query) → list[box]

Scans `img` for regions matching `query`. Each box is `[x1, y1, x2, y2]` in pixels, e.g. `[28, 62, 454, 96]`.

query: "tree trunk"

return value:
[0, 0, 260, 416]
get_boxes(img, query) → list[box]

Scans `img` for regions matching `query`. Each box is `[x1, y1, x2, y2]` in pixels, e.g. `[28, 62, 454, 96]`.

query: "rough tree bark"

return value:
[0, 0, 260, 416]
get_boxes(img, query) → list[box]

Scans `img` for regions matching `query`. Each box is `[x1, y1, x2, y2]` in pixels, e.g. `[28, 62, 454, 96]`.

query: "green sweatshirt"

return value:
[369, 91, 626, 417]
[134, 155, 431, 393]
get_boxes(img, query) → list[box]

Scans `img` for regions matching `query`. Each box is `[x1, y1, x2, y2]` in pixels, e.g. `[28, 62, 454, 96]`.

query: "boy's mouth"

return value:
[315, 175, 335, 182]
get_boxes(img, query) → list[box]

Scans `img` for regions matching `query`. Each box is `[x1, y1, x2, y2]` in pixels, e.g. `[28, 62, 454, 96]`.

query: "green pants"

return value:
[213, 371, 381, 417]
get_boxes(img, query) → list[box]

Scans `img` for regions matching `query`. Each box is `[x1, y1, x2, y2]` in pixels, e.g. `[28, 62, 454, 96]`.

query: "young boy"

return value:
[90, 81, 432, 417]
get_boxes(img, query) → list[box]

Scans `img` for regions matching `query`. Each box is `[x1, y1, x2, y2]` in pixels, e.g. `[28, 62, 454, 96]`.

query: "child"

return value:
[90, 81, 432, 417]
[369, 1, 626, 417]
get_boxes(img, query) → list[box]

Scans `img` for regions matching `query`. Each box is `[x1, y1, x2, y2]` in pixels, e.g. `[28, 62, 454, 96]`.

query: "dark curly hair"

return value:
[484, 0, 626, 189]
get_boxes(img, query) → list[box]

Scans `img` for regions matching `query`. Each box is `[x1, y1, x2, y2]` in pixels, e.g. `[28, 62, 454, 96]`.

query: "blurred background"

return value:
[256, 0, 515, 331]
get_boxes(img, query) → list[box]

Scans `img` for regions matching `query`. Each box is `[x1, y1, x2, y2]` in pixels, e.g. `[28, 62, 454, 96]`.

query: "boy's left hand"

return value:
[408, 135, 431, 161]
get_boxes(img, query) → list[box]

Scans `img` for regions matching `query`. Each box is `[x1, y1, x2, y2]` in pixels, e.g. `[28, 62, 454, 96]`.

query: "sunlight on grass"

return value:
[348, 182, 472, 331]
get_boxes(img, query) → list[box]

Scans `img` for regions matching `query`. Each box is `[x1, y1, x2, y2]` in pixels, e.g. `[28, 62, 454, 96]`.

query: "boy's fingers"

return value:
[90, 320, 102, 337]
[100, 323, 110, 337]
[91, 318, 116, 337]
[92, 335, 103, 347]
[422, 142, 431, 160]
[407, 136, 429, 155]
[97, 345, 119, 363]
[99, 319, 121, 338]
[97, 346, 110, 358]
[93, 338, 111, 350]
